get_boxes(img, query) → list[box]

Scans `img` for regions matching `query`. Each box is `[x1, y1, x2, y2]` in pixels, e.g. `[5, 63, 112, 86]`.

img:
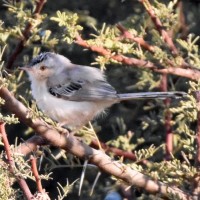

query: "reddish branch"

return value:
[159, 75, 173, 160]
[90, 139, 136, 161]
[17, 135, 47, 155]
[0, 123, 13, 168]
[75, 34, 200, 80]
[139, 0, 178, 55]
[0, 86, 191, 199]
[116, 23, 155, 52]
[0, 123, 33, 199]
[116, 21, 187, 152]
[6, 0, 47, 69]
[30, 156, 43, 193]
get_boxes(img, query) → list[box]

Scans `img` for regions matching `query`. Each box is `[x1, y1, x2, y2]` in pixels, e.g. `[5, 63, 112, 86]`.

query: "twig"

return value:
[75, 34, 200, 80]
[159, 75, 173, 160]
[30, 155, 43, 193]
[6, 0, 47, 69]
[0, 122, 14, 168]
[0, 86, 191, 199]
[90, 171, 101, 196]
[0, 122, 33, 199]
[139, 0, 178, 55]
[116, 23, 155, 52]
[90, 139, 136, 161]
[16, 135, 47, 155]
[79, 159, 88, 196]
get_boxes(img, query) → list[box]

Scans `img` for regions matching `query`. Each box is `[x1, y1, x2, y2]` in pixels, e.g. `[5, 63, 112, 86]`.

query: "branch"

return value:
[17, 135, 47, 155]
[159, 75, 173, 161]
[17, 136, 137, 161]
[0, 122, 33, 199]
[116, 23, 190, 70]
[6, 0, 47, 69]
[139, 0, 178, 55]
[0, 86, 191, 199]
[90, 139, 136, 161]
[116, 23, 155, 52]
[75, 34, 200, 80]
[30, 155, 44, 193]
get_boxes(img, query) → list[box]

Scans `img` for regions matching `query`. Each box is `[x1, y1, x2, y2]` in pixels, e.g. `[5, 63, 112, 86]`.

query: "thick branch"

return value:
[0, 87, 191, 199]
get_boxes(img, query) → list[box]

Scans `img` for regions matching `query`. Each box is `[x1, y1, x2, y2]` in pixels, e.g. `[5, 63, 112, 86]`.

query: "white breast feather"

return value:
[30, 80, 109, 128]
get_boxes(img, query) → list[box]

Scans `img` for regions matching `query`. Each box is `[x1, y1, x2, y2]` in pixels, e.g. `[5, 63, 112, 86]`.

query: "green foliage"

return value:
[51, 11, 83, 43]
[177, 34, 200, 68]
[0, 153, 16, 200]
[57, 179, 78, 200]
[153, 0, 179, 30]
[0, 0, 200, 199]
[147, 158, 196, 186]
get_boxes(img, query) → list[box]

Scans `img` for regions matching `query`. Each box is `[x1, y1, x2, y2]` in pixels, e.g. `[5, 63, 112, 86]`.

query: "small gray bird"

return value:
[21, 52, 186, 129]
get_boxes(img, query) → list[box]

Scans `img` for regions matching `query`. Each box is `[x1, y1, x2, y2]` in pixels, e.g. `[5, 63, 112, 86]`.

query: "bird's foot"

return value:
[56, 123, 70, 136]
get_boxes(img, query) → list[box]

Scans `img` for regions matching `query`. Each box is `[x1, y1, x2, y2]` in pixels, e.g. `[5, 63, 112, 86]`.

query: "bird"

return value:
[21, 52, 186, 130]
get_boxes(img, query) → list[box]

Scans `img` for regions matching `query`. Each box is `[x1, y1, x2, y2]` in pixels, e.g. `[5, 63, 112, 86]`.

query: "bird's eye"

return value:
[40, 66, 46, 71]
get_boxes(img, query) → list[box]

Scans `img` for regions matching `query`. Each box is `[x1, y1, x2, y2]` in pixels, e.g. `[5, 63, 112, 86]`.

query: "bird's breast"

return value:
[30, 80, 111, 129]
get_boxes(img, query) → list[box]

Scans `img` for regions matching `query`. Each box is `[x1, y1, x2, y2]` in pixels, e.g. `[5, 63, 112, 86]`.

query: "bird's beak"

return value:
[19, 66, 31, 71]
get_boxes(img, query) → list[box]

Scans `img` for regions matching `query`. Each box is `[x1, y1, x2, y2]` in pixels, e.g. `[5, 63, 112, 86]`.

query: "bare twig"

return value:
[0, 86, 191, 199]
[6, 0, 47, 69]
[0, 123, 14, 168]
[16, 135, 47, 155]
[30, 155, 43, 193]
[0, 122, 33, 199]
[159, 75, 173, 160]
[79, 159, 88, 196]
[90, 139, 136, 161]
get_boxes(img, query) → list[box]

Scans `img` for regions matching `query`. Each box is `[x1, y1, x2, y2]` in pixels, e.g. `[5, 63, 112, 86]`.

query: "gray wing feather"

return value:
[47, 65, 118, 101]
[48, 80, 118, 101]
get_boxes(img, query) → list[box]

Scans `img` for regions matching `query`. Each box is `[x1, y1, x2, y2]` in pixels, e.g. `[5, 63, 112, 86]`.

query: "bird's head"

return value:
[21, 52, 71, 82]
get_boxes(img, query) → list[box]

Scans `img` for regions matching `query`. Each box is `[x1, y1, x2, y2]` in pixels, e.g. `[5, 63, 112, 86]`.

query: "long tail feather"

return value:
[118, 91, 187, 101]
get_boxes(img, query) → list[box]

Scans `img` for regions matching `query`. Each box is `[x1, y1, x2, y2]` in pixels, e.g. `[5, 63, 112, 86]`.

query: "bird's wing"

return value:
[48, 80, 118, 101]
[47, 64, 118, 101]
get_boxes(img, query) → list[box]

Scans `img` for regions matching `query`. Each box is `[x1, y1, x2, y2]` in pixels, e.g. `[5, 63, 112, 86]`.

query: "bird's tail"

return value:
[118, 91, 187, 101]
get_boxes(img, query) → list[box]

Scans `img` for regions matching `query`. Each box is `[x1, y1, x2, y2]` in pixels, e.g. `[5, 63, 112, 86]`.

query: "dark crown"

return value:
[29, 52, 54, 66]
